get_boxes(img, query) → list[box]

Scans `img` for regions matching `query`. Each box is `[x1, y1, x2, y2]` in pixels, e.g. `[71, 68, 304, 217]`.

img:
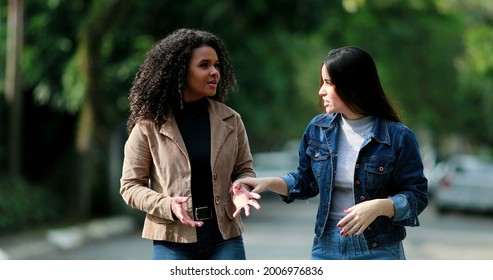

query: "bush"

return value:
[0, 176, 62, 234]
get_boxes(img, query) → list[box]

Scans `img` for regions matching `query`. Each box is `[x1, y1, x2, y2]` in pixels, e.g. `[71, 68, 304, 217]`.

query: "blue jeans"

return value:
[311, 220, 406, 260]
[153, 235, 246, 260]
[152, 218, 246, 260]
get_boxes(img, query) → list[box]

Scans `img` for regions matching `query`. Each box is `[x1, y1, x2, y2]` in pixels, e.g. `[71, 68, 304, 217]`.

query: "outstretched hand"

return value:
[171, 196, 204, 228]
[230, 183, 261, 218]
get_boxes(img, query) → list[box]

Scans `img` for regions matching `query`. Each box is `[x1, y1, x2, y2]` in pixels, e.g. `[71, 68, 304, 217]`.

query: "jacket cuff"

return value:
[390, 194, 411, 221]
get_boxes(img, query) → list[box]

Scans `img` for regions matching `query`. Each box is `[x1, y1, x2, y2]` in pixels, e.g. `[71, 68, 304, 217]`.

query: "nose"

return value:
[318, 86, 326, 97]
[211, 67, 220, 77]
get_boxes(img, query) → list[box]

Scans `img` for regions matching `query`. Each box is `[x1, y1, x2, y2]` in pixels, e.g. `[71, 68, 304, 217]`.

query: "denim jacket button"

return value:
[372, 242, 378, 248]
[215, 196, 220, 204]
[359, 196, 365, 201]
[355, 163, 360, 169]
[355, 180, 361, 185]
[379, 166, 384, 172]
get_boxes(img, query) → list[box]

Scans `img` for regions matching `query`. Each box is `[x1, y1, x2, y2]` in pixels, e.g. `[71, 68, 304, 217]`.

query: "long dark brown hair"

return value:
[322, 46, 401, 122]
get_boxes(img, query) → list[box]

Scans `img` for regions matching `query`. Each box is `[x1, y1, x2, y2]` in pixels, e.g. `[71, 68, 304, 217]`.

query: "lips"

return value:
[208, 80, 218, 89]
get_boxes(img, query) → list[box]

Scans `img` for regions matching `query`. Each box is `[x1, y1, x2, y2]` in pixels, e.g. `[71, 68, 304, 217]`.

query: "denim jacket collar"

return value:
[314, 113, 392, 146]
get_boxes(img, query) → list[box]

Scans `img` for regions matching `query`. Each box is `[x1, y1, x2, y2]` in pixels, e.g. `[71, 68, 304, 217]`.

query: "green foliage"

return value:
[321, 0, 465, 132]
[0, 176, 62, 234]
[456, 24, 493, 144]
[3, 0, 493, 225]
[23, 0, 88, 112]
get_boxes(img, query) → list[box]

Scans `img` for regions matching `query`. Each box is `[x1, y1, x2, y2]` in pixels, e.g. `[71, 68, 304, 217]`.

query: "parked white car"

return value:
[434, 154, 493, 214]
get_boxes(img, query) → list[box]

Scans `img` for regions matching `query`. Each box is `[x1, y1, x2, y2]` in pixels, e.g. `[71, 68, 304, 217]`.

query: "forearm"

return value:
[263, 177, 288, 196]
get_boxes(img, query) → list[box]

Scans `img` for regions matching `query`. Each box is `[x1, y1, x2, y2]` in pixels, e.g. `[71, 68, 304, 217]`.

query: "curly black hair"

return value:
[126, 28, 238, 133]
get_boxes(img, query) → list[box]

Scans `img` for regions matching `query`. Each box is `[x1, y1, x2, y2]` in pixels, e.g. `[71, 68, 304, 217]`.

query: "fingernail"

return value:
[340, 231, 344, 236]
[345, 233, 349, 237]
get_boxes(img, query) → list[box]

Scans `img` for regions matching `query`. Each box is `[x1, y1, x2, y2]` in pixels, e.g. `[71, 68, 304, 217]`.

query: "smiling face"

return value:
[319, 64, 362, 120]
[183, 45, 220, 102]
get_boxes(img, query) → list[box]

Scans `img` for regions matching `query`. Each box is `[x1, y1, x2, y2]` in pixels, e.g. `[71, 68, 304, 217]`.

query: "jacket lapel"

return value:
[159, 117, 189, 156]
[208, 99, 234, 169]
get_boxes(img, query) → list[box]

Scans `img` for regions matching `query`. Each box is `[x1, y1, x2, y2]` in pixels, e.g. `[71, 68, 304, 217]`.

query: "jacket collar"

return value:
[158, 98, 235, 164]
[316, 113, 392, 146]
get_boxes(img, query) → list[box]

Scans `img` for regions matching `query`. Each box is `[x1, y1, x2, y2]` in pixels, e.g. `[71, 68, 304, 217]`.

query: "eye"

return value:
[214, 63, 220, 70]
[324, 79, 333, 86]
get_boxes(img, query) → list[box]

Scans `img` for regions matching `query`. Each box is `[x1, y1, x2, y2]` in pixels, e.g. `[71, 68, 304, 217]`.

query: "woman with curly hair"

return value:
[120, 28, 259, 260]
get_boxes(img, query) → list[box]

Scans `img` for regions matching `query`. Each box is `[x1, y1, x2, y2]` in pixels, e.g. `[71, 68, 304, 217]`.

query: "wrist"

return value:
[386, 196, 395, 218]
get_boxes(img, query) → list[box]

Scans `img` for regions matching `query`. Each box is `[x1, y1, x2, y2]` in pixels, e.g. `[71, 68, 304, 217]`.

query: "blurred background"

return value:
[1, 0, 493, 259]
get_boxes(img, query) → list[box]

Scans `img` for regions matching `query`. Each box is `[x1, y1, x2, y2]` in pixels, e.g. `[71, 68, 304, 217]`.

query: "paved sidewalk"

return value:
[0, 215, 137, 260]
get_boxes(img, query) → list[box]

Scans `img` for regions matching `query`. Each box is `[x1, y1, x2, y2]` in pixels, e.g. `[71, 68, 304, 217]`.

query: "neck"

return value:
[341, 112, 365, 120]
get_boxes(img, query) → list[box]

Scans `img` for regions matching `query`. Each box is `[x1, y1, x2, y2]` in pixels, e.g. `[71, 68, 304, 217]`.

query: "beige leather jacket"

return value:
[120, 99, 255, 243]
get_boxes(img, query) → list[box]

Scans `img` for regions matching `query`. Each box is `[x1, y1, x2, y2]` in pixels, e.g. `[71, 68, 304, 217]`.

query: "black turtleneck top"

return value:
[174, 98, 213, 210]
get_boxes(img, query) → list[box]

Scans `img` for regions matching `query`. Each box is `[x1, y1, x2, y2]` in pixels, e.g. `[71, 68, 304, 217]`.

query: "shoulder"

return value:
[309, 113, 337, 127]
[385, 119, 415, 135]
[208, 99, 240, 119]
[130, 119, 159, 135]
[380, 118, 419, 145]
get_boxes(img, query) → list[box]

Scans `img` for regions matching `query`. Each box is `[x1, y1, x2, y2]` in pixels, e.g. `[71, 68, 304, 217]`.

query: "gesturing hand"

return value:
[230, 183, 261, 218]
[336, 199, 392, 237]
[171, 196, 204, 228]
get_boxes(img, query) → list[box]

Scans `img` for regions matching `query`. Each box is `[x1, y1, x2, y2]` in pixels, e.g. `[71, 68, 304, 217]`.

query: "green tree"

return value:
[3, 0, 493, 228]
[451, 1, 493, 148]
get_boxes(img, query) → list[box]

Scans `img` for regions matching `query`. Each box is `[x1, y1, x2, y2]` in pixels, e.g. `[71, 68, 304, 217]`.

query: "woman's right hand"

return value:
[171, 197, 204, 228]
[233, 177, 270, 194]
[234, 177, 288, 196]
[230, 183, 261, 218]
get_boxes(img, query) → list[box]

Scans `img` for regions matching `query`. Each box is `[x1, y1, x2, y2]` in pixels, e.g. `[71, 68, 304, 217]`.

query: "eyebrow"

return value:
[197, 58, 219, 64]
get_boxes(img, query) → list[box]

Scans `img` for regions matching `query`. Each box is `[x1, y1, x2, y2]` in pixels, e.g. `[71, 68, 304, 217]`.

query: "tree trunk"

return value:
[5, 0, 24, 181]
[71, 0, 128, 220]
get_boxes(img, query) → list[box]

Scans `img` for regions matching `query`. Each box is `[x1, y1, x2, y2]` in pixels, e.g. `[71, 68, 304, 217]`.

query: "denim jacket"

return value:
[281, 113, 428, 248]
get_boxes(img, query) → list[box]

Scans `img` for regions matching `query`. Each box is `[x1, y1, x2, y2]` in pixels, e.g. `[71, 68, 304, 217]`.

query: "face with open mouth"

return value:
[183, 45, 221, 102]
[319, 64, 360, 120]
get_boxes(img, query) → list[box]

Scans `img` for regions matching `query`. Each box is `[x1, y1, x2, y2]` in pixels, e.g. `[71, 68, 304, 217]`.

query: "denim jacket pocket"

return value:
[364, 160, 394, 190]
[306, 142, 330, 179]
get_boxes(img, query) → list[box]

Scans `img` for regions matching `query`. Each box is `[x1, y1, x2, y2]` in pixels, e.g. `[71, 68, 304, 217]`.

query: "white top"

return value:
[329, 115, 374, 220]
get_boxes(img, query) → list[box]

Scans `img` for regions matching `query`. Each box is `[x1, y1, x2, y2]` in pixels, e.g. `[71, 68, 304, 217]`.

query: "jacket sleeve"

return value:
[391, 127, 429, 227]
[232, 114, 256, 180]
[119, 123, 175, 221]
[281, 119, 320, 203]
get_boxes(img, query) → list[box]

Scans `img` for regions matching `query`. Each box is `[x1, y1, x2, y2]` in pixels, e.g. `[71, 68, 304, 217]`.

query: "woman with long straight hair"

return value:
[233, 46, 428, 260]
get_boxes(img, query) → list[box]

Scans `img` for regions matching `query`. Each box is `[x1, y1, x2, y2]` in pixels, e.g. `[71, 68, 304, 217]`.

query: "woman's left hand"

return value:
[336, 198, 393, 237]
[230, 183, 261, 218]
